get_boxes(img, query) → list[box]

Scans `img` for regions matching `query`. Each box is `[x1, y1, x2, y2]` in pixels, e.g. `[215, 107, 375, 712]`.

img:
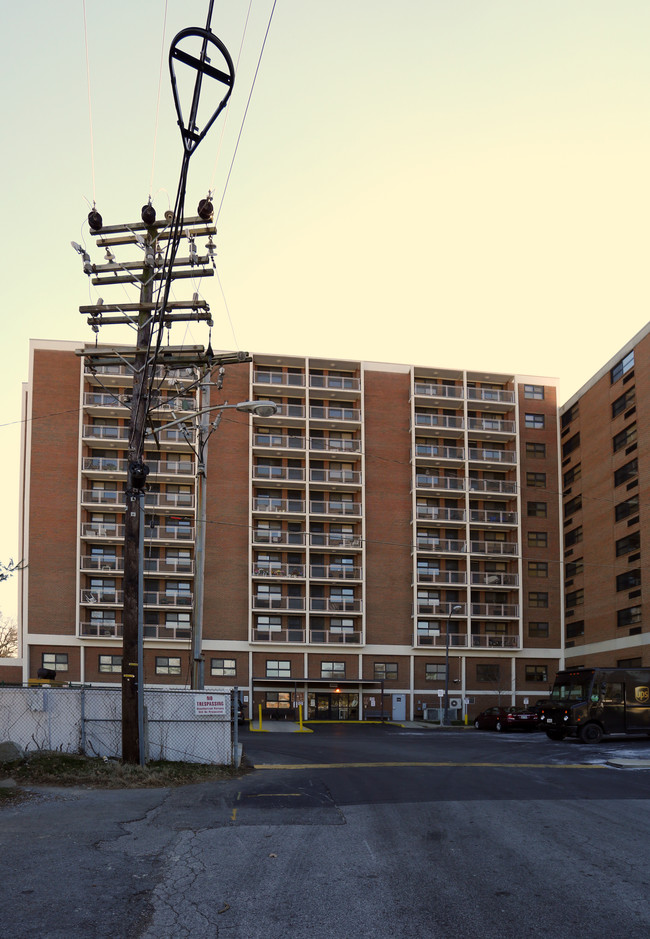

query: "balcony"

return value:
[309, 437, 362, 454]
[142, 590, 193, 607]
[253, 466, 306, 485]
[466, 388, 515, 405]
[414, 444, 464, 462]
[413, 382, 464, 401]
[253, 370, 306, 388]
[467, 417, 516, 435]
[471, 634, 520, 649]
[414, 506, 465, 524]
[413, 414, 464, 433]
[415, 601, 467, 616]
[80, 621, 123, 638]
[468, 478, 517, 496]
[252, 530, 306, 547]
[309, 374, 361, 393]
[416, 537, 466, 554]
[309, 533, 362, 550]
[471, 603, 519, 618]
[470, 540, 518, 556]
[468, 447, 516, 465]
[469, 509, 518, 526]
[416, 570, 467, 585]
[310, 565, 362, 580]
[143, 525, 195, 542]
[309, 629, 362, 644]
[415, 475, 466, 493]
[82, 457, 195, 479]
[81, 555, 124, 572]
[309, 500, 361, 517]
[80, 589, 122, 605]
[83, 391, 129, 412]
[253, 433, 306, 452]
[470, 572, 518, 588]
[252, 596, 306, 611]
[252, 563, 306, 578]
[81, 490, 195, 511]
[416, 633, 468, 648]
[252, 627, 306, 643]
[309, 598, 362, 613]
[310, 468, 361, 487]
[252, 498, 306, 516]
[310, 405, 361, 424]
[81, 523, 124, 540]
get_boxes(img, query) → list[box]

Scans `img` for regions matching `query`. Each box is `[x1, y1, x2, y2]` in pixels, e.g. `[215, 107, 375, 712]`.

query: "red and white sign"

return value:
[194, 694, 227, 716]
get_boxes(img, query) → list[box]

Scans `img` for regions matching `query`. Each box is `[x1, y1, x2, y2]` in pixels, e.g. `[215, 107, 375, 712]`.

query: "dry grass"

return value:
[0, 750, 250, 792]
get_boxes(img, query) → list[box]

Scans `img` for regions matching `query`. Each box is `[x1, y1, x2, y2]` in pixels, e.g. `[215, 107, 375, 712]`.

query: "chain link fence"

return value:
[0, 686, 235, 764]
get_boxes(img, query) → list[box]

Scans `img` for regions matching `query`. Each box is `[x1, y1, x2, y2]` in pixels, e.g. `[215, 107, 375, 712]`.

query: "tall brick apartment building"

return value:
[560, 323, 650, 668]
[17, 339, 563, 720]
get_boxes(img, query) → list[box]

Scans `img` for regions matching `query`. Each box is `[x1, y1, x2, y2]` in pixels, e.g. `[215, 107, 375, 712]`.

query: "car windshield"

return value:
[550, 678, 591, 702]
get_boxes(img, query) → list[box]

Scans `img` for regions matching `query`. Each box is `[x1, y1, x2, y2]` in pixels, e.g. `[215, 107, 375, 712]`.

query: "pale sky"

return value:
[1, 0, 650, 620]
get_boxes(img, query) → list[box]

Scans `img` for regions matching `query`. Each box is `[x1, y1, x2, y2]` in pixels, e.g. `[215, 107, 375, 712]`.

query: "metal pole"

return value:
[191, 370, 209, 690]
[137, 491, 145, 766]
[444, 613, 450, 727]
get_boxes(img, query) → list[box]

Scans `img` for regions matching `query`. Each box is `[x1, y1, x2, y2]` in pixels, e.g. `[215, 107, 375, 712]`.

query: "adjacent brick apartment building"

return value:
[18, 340, 563, 720]
[560, 323, 650, 668]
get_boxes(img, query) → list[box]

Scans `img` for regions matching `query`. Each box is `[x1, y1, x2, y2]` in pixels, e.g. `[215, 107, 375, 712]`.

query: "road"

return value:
[3, 724, 650, 938]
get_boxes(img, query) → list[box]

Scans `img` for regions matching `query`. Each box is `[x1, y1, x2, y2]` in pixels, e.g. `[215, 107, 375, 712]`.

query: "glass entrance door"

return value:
[310, 693, 359, 720]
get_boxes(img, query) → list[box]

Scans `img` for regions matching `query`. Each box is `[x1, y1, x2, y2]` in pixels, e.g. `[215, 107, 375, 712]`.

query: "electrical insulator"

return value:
[88, 209, 103, 232]
[197, 198, 213, 221]
[141, 203, 156, 225]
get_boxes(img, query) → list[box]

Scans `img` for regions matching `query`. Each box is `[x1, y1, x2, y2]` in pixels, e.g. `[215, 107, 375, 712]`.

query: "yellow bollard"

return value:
[465, 713, 468, 725]
[299, 703, 303, 730]
[258, 703, 263, 730]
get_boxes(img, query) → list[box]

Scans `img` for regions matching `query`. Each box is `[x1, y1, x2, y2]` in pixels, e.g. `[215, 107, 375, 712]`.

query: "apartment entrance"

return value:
[309, 692, 359, 720]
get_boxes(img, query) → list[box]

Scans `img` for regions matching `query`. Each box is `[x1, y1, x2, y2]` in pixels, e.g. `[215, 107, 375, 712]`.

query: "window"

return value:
[612, 388, 635, 418]
[565, 558, 584, 578]
[256, 615, 282, 632]
[42, 652, 68, 672]
[525, 413, 545, 429]
[527, 532, 548, 548]
[615, 495, 639, 522]
[613, 424, 637, 453]
[330, 618, 355, 634]
[527, 502, 547, 518]
[525, 665, 548, 683]
[566, 620, 584, 639]
[566, 589, 584, 608]
[617, 606, 642, 628]
[211, 658, 236, 677]
[614, 458, 638, 487]
[321, 661, 345, 679]
[425, 663, 446, 680]
[266, 692, 291, 709]
[528, 561, 548, 577]
[526, 472, 546, 488]
[565, 526, 583, 548]
[266, 660, 291, 678]
[616, 532, 640, 557]
[98, 654, 121, 673]
[561, 403, 579, 428]
[562, 433, 580, 458]
[611, 350, 634, 384]
[529, 592, 549, 608]
[618, 657, 643, 669]
[616, 570, 641, 592]
[374, 662, 398, 680]
[563, 463, 581, 487]
[155, 656, 181, 675]
[526, 442, 546, 459]
[564, 495, 582, 516]
[524, 385, 544, 400]
[528, 622, 549, 638]
[477, 664, 499, 683]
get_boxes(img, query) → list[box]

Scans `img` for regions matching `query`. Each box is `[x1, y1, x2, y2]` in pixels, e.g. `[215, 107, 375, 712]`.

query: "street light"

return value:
[443, 604, 463, 726]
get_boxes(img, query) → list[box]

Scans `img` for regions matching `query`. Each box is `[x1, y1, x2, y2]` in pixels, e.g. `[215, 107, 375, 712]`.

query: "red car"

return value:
[473, 706, 539, 732]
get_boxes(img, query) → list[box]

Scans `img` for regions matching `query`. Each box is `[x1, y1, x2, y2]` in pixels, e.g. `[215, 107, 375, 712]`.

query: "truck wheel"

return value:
[579, 723, 603, 744]
[546, 730, 565, 741]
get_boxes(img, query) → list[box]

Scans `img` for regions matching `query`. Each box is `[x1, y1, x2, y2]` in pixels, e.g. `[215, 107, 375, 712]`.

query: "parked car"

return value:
[529, 698, 551, 717]
[473, 706, 540, 732]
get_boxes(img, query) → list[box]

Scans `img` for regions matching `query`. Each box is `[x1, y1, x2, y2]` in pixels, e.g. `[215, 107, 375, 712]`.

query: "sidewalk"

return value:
[247, 719, 471, 733]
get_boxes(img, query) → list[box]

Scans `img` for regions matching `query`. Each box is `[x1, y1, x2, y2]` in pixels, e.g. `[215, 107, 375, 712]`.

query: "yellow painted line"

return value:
[253, 761, 608, 770]
[246, 793, 303, 797]
[230, 807, 238, 822]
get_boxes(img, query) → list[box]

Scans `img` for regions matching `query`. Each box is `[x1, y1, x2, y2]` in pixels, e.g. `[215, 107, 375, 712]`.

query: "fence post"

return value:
[232, 686, 239, 765]
[80, 686, 86, 755]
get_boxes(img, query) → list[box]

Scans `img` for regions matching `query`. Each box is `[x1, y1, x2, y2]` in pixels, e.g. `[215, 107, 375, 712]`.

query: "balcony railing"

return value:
[468, 448, 516, 464]
[252, 564, 305, 578]
[471, 603, 519, 618]
[469, 509, 518, 525]
[309, 629, 362, 644]
[252, 628, 306, 642]
[253, 466, 306, 483]
[414, 506, 465, 523]
[414, 414, 464, 430]
[253, 434, 306, 450]
[471, 634, 520, 648]
[310, 469, 361, 485]
[309, 438, 362, 454]
[309, 533, 362, 549]
[310, 406, 361, 422]
[468, 478, 517, 496]
[81, 490, 195, 510]
[467, 417, 516, 434]
[253, 370, 306, 387]
[252, 596, 306, 611]
[415, 475, 466, 492]
[309, 501, 361, 517]
[466, 388, 515, 404]
[416, 570, 467, 585]
[142, 526, 195, 542]
[252, 530, 306, 546]
[81, 523, 124, 539]
[252, 498, 306, 514]
[80, 590, 122, 605]
[415, 602, 467, 616]
[310, 565, 362, 580]
[83, 391, 128, 409]
[264, 404, 306, 419]
[470, 540, 518, 556]
[413, 382, 464, 400]
[416, 633, 468, 647]
[79, 622, 192, 640]
[83, 425, 194, 445]
[82, 457, 195, 476]
[470, 572, 518, 587]
[309, 598, 362, 613]
[415, 445, 464, 461]
[309, 375, 360, 392]
[416, 537, 466, 553]
[80, 621, 123, 638]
